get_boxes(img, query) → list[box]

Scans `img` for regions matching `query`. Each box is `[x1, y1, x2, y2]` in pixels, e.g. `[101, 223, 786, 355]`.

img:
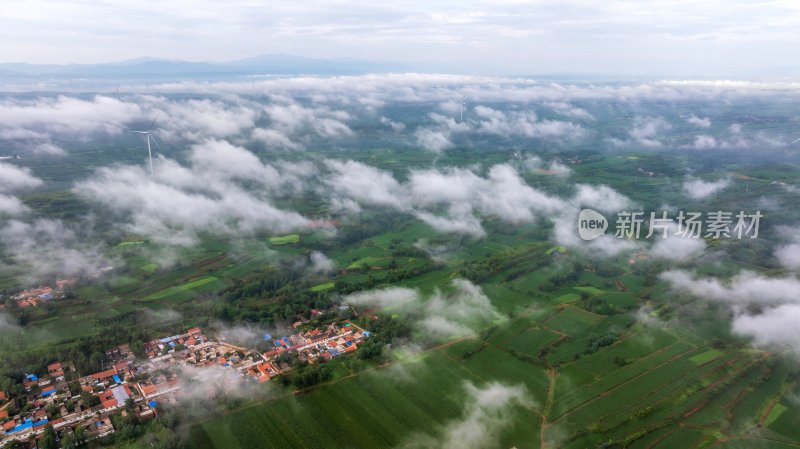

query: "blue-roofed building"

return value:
[113, 375, 122, 384]
[6, 418, 48, 435]
[41, 389, 56, 397]
[263, 333, 272, 341]
[24, 373, 38, 382]
[149, 400, 158, 408]
[363, 331, 371, 337]
[329, 348, 340, 357]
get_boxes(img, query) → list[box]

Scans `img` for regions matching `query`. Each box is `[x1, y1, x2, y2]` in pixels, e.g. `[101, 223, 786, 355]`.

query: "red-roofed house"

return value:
[139, 384, 157, 397]
[255, 362, 274, 382]
[113, 361, 130, 378]
[99, 390, 117, 409]
[47, 362, 65, 380]
[91, 368, 117, 381]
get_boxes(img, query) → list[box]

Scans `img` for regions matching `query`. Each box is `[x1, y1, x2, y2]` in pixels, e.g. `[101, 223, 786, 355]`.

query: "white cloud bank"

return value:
[344, 279, 502, 340]
[74, 140, 315, 245]
[661, 270, 800, 350]
[682, 177, 731, 200]
[403, 381, 533, 449]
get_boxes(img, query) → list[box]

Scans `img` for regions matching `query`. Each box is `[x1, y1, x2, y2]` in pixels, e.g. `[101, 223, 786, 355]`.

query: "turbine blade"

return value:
[148, 117, 158, 132]
[149, 132, 162, 149]
[791, 137, 800, 145]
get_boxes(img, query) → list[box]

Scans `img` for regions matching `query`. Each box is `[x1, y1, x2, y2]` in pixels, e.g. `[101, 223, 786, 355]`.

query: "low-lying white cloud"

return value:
[773, 226, 800, 270]
[404, 381, 533, 449]
[0, 312, 21, 335]
[0, 219, 110, 281]
[344, 279, 502, 339]
[0, 162, 42, 193]
[686, 114, 711, 128]
[682, 177, 731, 200]
[611, 116, 672, 148]
[648, 222, 707, 261]
[661, 270, 800, 350]
[309, 251, 335, 273]
[522, 155, 571, 177]
[74, 141, 314, 245]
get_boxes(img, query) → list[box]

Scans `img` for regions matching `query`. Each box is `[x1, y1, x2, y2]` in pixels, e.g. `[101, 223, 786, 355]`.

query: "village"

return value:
[0, 320, 370, 447]
[3, 280, 75, 310]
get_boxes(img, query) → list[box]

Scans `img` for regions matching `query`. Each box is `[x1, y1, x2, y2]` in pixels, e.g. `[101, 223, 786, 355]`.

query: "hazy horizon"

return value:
[2, 0, 799, 77]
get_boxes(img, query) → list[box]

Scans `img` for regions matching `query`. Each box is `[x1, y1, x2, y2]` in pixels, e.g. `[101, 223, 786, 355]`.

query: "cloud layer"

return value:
[662, 270, 800, 350]
[404, 381, 532, 449]
[344, 279, 502, 340]
[74, 140, 315, 245]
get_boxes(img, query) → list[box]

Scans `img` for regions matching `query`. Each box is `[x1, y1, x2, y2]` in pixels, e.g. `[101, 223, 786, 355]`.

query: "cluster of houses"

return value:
[0, 321, 371, 446]
[262, 322, 369, 367]
[11, 286, 55, 309]
[7, 279, 77, 309]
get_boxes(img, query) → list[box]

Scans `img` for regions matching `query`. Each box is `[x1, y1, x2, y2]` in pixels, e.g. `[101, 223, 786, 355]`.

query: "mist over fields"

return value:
[2, 73, 800, 449]
[3, 74, 800, 344]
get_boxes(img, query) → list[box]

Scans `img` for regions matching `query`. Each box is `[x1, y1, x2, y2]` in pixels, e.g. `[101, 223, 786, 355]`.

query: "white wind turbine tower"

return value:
[131, 118, 160, 175]
[459, 96, 466, 121]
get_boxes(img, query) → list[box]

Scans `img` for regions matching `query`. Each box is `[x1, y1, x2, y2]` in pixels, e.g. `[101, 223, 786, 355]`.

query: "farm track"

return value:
[540, 368, 558, 449]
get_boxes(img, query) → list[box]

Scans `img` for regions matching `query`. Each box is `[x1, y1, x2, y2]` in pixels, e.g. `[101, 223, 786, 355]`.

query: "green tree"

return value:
[80, 390, 100, 408]
[46, 402, 58, 418]
[73, 426, 87, 445]
[61, 433, 76, 449]
[40, 424, 56, 449]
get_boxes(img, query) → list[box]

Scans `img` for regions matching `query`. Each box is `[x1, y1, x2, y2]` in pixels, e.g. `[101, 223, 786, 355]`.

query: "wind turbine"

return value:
[131, 118, 160, 175]
[791, 137, 800, 145]
[459, 96, 466, 121]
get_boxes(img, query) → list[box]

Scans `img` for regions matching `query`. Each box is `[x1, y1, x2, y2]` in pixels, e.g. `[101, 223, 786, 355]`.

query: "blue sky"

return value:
[1, 0, 799, 76]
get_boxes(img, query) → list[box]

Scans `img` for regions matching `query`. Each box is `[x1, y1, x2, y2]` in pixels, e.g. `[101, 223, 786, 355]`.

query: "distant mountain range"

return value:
[0, 54, 403, 80]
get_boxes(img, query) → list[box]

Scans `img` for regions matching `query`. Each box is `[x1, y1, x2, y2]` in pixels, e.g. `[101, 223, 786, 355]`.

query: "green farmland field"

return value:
[269, 234, 301, 245]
